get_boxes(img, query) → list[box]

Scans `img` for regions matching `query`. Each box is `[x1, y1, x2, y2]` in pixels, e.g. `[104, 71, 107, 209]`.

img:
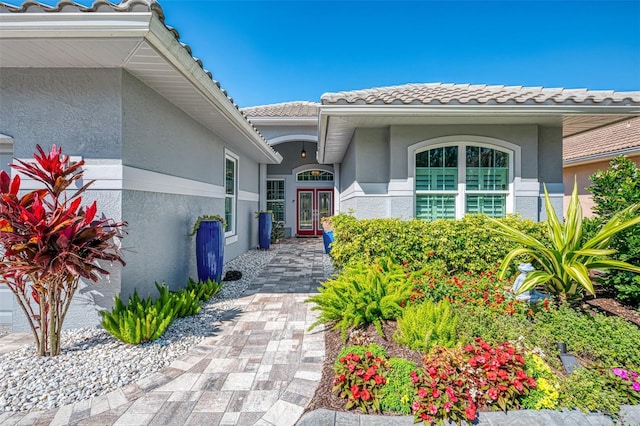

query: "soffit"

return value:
[0, 5, 282, 164]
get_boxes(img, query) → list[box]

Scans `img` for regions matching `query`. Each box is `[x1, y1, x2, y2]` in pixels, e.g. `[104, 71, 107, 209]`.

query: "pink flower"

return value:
[632, 382, 640, 392]
[412, 401, 421, 412]
[487, 388, 498, 400]
[613, 368, 629, 380]
[428, 404, 438, 415]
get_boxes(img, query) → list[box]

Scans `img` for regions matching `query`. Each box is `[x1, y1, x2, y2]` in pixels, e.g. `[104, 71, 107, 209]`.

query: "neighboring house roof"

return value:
[242, 101, 320, 128]
[243, 101, 319, 118]
[321, 82, 640, 106]
[0, 0, 282, 164]
[318, 82, 640, 164]
[563, 117, 640, 164]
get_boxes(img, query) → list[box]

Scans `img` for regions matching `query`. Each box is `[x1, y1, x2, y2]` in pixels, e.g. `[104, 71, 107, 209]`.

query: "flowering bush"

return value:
[333, 347, 390, 413]
[411, 346, 476, 424]
[407, 270, 552, 317]
[521, 354, 560, 410]
[611, 368, 640, 403]
[411, 338, 536, 424]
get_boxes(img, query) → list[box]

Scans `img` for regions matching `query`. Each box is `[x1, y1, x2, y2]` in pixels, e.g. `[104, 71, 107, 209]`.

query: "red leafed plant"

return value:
[333, 350, 390, 413]
[0, 145, 126, 356]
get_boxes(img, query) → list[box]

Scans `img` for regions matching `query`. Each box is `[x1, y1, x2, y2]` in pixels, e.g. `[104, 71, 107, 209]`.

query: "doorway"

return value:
[296, 188, 333, 236]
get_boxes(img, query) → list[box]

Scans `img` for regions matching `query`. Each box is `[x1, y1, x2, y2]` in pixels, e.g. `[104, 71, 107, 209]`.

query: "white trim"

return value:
[238, 190, 259, 202]
[268, 134, 318, 146]
[409, 136, 519, 219]
[225, 235, 238, 245]
[224, 150, 238, 237]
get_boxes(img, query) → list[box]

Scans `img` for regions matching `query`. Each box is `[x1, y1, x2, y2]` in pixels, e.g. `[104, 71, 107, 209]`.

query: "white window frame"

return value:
[410, 136, 518, 220]
[224, 150, 238, 237]
[266, 179, 285, 223]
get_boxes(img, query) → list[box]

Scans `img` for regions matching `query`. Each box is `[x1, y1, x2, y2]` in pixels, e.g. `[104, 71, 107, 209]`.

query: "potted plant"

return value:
[255, 211, 273, 250]
[321, 216, 334, 254]
[190, 215, 226, 283]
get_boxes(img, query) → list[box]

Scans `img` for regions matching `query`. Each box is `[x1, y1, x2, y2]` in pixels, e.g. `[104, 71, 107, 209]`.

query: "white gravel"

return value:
[0, 248, 276, 412]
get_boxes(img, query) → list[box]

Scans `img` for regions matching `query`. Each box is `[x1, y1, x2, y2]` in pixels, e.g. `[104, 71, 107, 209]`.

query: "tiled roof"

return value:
[321, 82, 640, 106]
[242, 102, 319, 118]
[563, 117, 640, 161]
[0, 0, 266, 139]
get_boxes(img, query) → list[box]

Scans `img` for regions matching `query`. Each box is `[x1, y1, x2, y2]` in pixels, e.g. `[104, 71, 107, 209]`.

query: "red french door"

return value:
[296, 188, 333, 236]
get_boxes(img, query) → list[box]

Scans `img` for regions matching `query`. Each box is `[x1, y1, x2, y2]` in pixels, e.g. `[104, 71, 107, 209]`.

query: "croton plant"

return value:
[0, 145, 126, 356]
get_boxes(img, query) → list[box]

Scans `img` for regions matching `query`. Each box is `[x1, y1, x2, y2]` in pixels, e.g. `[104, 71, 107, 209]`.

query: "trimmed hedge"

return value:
[330, 213, 547, 274]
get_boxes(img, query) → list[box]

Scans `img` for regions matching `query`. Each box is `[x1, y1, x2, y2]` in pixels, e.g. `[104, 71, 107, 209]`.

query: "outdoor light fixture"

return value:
[300, 142, 306, 159]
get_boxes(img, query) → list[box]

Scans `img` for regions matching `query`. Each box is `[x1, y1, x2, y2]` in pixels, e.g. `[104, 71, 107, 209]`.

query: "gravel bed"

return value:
[0, 248, 276, 413]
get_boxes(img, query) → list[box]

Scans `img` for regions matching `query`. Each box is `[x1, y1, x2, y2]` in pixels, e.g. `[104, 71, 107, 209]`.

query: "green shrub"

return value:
[557, 367, 634, 417]
[100, 283, 176, 344]
[587, 156, 640, 306]
[101, 280, 218, 344]
[393, 299, 458, 352]
[530, 305, 640, 371]
[455, 305, 531, 348]
[306, 258, 415, 340]
[330, 213, 546, 275]
[335, 343, 388, 366]
[186, 277, 223, 302]
[380, 358, 417, 414]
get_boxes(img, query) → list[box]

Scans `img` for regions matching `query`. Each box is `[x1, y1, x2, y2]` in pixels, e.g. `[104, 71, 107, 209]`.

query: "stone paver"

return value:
[3, 237, 640, 425]
[0, 238, 327, 425]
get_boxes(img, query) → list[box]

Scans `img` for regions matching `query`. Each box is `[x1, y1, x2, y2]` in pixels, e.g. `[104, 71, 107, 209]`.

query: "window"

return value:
[267, 179, 285, 223]
[225, 153, 237, 235]
[296, 170, 334, 181]
[415, 144, 510, 221]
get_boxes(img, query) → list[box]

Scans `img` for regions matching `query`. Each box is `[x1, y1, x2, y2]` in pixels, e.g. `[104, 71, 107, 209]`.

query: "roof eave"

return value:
[0, 11, 282, 165]
[564, 147, 640, 167]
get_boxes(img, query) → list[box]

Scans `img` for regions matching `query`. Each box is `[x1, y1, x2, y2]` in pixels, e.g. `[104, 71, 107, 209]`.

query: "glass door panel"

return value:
[317, 191, 332, 231]
[298, 191, 313, 233]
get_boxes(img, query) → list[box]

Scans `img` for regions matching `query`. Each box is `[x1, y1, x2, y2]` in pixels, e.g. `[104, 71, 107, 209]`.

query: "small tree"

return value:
[0, 145, 126, 356]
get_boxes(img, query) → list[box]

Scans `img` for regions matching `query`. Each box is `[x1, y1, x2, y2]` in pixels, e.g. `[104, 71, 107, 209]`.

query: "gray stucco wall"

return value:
[267, 141, 318, 175]
[354, 128, 389, 184]
[122, 72, 225, 183]
[0, 68, 122, 158]
[341, 123, 563, 221]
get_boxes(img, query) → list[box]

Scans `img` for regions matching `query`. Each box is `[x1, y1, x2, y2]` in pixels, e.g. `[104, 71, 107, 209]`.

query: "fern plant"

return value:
[100, 286, 176, 344]
[393, 299, 458, 352]
[186, 277, 223, 302]
[306, 258, 416, 341]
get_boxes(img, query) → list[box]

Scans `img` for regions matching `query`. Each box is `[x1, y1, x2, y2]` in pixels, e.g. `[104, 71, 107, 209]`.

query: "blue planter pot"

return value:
[322, 230, 334, 254]
[195, 220, 224, 283]
[258, 212, 272, 250]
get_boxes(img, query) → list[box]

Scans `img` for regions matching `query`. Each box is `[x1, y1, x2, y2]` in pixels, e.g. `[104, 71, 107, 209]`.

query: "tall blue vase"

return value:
[258, 212, 272, 250]
[195, 220, 224, 283]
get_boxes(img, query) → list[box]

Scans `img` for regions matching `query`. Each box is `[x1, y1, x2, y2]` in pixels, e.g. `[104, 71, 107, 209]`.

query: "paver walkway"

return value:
[0, 238, 328, 426]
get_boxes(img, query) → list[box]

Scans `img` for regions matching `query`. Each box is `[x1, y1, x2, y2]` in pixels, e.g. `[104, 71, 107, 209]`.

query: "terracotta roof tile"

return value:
[242, 101, 319, 118]
[563, 117, 640, 161]
[321, 82, 640, 106]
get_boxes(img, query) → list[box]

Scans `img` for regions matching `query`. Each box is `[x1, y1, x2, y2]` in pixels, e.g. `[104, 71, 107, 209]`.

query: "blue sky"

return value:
[38, 0, 640, 107]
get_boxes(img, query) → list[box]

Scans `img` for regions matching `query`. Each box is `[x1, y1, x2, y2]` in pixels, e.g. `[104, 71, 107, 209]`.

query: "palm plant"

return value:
[489, 181, 640, 301]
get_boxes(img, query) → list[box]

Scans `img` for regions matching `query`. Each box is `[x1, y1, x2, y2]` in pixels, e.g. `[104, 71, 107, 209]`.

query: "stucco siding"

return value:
[0, 68, 122, 158]
[339, 133, 357, 194]
[563, 154, 640, 216]
[354, 128, 389, 184]
[121, 72, 224, 184]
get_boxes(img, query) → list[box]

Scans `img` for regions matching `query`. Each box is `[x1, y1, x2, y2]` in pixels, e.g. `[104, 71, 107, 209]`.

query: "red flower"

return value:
[432, 388, 441, 398]
[487, 388, 498, 400]
[428, 404, 438, 415]
[417, 387, 428, 398]
[374, 375, 385, 385]
[465, 404, 477, 421]
[361, 389, 371, 401]
[444, 401, 452, 412]
[350, 385, 361, 400]
[486, 371, 497, 381]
